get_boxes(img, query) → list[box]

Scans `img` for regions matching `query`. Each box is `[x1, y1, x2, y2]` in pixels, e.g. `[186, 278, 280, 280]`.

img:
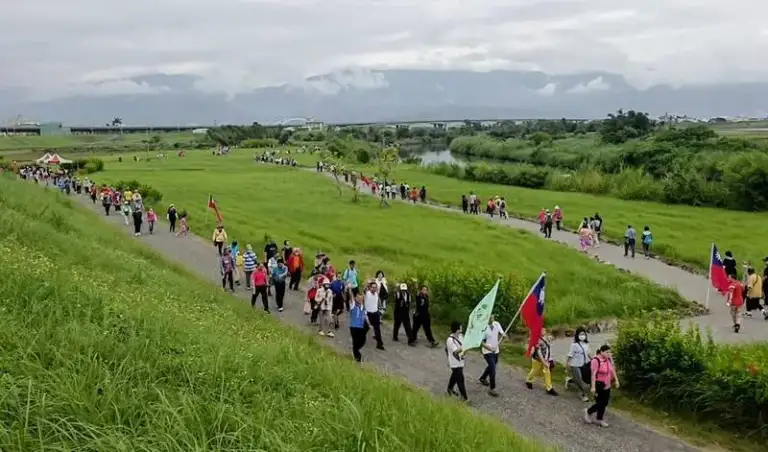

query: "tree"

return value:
[111, 117, 123, 134]
[599, 109, 655, 144]
[375, 147, 400, 207]
[529, 131, 553, 148]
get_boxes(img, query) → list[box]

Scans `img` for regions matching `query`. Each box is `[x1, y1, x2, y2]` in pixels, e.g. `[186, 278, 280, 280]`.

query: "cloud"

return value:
[536, 83, 557, 96]
[1, 0, 767, 99]
[566, 77, 610, 94]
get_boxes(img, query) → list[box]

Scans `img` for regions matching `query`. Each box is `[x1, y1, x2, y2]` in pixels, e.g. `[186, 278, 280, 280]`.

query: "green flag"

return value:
[463, 280, 500, 350]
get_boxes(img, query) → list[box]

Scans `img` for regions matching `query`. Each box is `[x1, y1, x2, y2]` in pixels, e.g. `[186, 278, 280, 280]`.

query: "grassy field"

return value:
[0, 175, 548, 451]
[95, 151, 692, 329]
[287, 150, 765, 273]
[0, 132, 198, 154]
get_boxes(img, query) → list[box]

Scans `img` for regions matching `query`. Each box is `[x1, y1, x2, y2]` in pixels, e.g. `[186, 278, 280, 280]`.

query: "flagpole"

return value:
[705, 242, 713, 309]
[501, 271, 546, 343]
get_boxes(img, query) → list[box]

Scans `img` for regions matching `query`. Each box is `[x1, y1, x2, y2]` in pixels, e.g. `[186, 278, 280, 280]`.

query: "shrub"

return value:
[400, 264, 530, 331]
[111, 179, 164, 205]
[615, 315, 768, 439]
[241, 138, 279, 148]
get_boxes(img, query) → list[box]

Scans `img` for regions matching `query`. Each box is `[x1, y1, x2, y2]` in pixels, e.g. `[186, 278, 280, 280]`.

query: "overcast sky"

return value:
[2, 0, 766, 100]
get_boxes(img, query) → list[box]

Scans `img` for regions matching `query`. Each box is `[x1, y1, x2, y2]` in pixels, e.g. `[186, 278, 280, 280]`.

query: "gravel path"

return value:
[307, 168, 768, 359]
[68, 190, 698, 452]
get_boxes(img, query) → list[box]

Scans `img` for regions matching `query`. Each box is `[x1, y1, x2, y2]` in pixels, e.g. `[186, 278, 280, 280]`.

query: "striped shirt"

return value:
[243, 251, 258, 271]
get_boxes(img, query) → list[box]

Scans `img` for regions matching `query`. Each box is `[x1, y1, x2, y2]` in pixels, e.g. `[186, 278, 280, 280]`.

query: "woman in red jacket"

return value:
[251, 263, 270, 312]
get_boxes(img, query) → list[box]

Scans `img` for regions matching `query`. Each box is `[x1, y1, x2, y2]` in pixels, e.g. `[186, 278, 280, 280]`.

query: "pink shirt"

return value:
[591, 356, 614, 386]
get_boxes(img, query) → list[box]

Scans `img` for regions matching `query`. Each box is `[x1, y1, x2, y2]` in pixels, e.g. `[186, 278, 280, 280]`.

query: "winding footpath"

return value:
[66, 192, 700, 452]
[310, 168, 768, 359]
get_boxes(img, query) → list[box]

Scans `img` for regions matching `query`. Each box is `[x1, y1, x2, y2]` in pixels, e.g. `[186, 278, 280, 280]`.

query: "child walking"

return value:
[176, 214, 189, 237]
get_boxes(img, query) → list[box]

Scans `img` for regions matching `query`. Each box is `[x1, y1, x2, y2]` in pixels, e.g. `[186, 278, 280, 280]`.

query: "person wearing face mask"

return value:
[525, 328, 558, 396]
[565, 327, 591, 402]
[478, 314, 503, 397]
[584, 345, 620, 428]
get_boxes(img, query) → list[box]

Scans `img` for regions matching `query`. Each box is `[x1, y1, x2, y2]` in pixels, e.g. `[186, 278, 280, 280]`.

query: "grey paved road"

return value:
[65, 188, 698, 452]
[308, 168, 768, 358]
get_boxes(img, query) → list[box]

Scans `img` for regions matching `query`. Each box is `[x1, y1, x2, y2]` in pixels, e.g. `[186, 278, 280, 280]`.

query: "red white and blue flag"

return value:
[710, 244, 729, 295]
[521, 272, 547, 357]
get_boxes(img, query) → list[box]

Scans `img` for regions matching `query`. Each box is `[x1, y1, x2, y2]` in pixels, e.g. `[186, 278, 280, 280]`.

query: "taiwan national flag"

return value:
[208, 195, 223, 224]
[710, 244, 729, 295]
[521, 273, 547, 357]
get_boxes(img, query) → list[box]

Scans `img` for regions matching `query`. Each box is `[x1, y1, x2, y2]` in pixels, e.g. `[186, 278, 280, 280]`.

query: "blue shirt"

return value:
[243, 251, 258, 271]
[350, 304, 366, 328]
[271, 265, 288, 282]
[343, 268, 358, 288]
[330, 280, 345, 295]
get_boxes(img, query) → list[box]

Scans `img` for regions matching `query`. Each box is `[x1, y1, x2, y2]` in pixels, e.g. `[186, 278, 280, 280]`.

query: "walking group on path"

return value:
[19, 168, 706, 452]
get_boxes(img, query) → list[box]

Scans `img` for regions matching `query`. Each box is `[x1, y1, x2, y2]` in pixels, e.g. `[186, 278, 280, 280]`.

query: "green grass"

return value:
[0, 132, 198, 153]
[95, 151, 693, 329]
[289, 151, 767, 273]
[0, 175, 548, 451]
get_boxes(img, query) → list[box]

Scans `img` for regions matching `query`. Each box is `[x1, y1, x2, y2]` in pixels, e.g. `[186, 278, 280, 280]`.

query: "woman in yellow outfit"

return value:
[525, 328, 559, 396]
[212, 224, 228, 256]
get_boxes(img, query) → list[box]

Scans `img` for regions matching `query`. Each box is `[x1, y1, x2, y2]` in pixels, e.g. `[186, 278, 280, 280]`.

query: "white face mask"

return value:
[578, 334, 587, 342]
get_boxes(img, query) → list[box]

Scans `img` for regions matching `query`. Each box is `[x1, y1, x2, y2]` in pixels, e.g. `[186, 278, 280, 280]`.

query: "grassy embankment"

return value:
[97, 152, 693, 329]
[0, 175, 548, 451]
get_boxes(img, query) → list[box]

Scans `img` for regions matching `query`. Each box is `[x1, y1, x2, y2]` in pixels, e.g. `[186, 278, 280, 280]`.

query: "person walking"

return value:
[121, 200, 132, 226]
[446, 321, 468, 402]
[525, 329, 558, 396]
[220, 247, 235, 292]
[723, 251, 738, 280]
[392, 283, 413, 341]
[272, 258, 289, 312]
[167, 204, 177, 233]
[375, 270, 388, 313]
[251, 262, 270, 312]
[287, 248, 304, 290]
[212, 225, 228, 256]
[330, 274, 346, 329]
[744, 267, 766, 319]
[623, 224, 636, 258]
[641, 226, 653, 259]
[410, 285, 438, 348]
[364, 281, 385, 350]
[584, 345, 620, 428]
[343, 260, 360, 307]
[282, 240, 293, 263]
[553, 206, 563, 230]
[479, 315, 503, 397]
[131, 200, 143, 236]
[243, 244, 258, 290]
[146, 208, 157, 234]
[315, 279, 335, 337]
[349, 293, 370, 362]
[727, 273, 745, 333]
[565, 327, 591, 402]
[101, 190, 112, 215]
[543, 209, 553, 238]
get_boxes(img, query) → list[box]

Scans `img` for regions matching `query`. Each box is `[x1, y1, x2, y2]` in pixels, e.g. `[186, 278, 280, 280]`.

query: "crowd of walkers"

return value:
[720, 251, 768, 333]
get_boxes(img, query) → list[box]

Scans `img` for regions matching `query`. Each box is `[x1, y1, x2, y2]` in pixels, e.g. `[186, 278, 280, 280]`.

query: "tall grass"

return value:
[0, 176, 548, 451]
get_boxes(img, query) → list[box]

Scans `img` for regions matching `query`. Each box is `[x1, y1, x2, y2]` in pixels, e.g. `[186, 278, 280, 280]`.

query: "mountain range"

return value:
[2, 69, 767, 125]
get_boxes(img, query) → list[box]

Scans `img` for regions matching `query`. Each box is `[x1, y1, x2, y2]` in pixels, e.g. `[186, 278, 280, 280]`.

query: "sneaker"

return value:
[392, 337, 399, 342]
[583, 408, 593, 424]
[580, 394, 590, 402]
[564, 377, 572, 391]
[763, 310, 768, 320]
[327, 332, 335, 338]
[479, 378, 489, 387]
[597, 420, 609, 428]
[278, 307, 284, 312]
[746, 312, 753, 317]
[407, 341, 416, 347]
[376, 345, 386, 351]
[547, 389, 559, 396]
[429, 342, 439, 348]
[318, 331, 326, 336]
[735, 324, 741, 333]
[488, 389, 499, 397]
[525, 382, 533, 389]
[446, 389, 459, 397]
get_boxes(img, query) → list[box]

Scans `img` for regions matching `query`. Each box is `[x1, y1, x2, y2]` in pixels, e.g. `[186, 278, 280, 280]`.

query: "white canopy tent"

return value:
[36, 153, 72, 165]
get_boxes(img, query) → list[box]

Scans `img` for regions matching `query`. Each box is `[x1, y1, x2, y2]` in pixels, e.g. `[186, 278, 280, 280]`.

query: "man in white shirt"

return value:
[446, 321, 468, 401]
[364, 281, 385, 350]
[479, 315, 503, 397]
